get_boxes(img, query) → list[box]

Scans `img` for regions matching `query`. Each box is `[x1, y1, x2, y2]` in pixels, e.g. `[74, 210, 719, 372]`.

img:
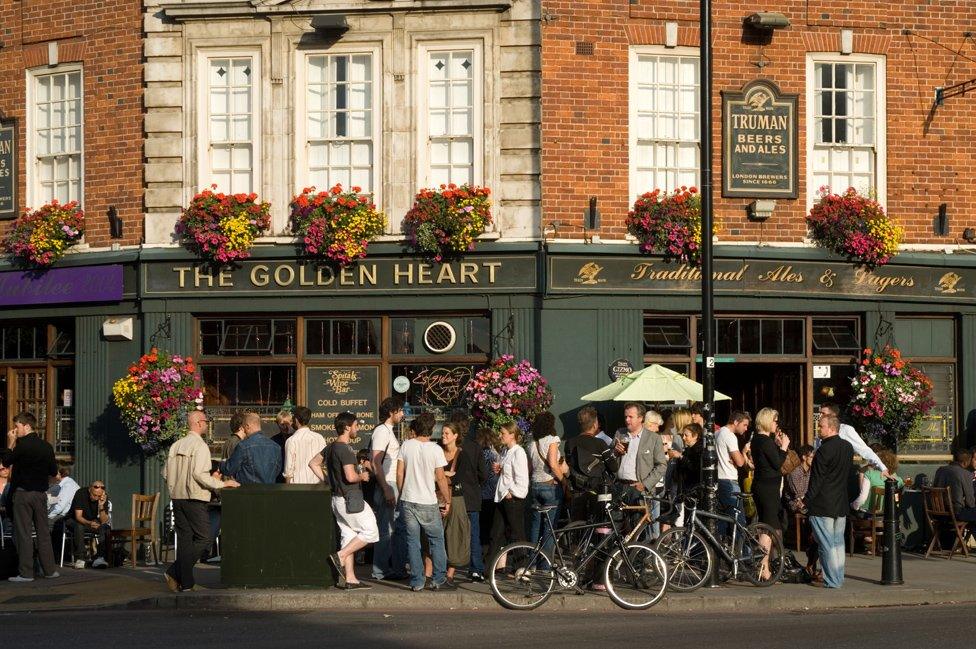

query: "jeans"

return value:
[810, 515, 846, 588]
[166, 499, 211, 590]
[400, 500, 446, 589]
[468, 511, 484, 574]
[372, 484, 407, 579]
[69, 519, 110, 561]
[12, 489, 57, 578]
[529, 484, 562, 559]
[717, 479, 746, 538]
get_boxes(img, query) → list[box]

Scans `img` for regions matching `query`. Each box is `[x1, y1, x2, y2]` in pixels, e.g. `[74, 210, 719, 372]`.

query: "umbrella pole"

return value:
[699, 0, 720, 588]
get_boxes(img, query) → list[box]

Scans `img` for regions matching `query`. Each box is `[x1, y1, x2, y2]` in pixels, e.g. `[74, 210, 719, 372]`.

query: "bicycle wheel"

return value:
[603, 543, 669, 610]
[655, 527, 713, 592]
[740, 522, 784, 587]
[488, 542, 556, 610]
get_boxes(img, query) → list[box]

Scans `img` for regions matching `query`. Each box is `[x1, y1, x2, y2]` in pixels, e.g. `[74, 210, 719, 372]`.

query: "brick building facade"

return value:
[0, 0, 143, 246]
[542, 1, 976, 246]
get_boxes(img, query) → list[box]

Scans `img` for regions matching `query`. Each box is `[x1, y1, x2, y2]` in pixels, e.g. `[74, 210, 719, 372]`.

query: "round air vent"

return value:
[423, 321, 457, 354]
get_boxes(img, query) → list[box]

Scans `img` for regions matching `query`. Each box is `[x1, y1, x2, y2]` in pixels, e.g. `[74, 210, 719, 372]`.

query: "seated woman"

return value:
[784, 445, 815, 514]
[852, 448, 903, 514]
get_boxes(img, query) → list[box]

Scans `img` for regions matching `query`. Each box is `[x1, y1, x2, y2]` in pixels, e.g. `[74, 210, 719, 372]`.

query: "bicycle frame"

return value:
[682, 502, 753, 575]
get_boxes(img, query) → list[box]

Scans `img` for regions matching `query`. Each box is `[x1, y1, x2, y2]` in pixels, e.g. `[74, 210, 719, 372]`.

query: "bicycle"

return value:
[487, 490, 669, 610]
[655, 488, 783, 591]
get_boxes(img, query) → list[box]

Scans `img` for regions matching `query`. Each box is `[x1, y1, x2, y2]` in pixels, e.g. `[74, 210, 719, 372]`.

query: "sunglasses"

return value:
[92, 485, 105, 489]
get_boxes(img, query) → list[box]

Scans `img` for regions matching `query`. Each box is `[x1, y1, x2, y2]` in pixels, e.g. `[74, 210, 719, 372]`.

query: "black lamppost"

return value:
[699, 0, 720, 585]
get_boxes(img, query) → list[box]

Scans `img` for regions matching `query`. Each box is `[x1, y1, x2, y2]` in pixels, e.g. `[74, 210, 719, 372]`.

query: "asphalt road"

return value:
[0, 605, 966, 648]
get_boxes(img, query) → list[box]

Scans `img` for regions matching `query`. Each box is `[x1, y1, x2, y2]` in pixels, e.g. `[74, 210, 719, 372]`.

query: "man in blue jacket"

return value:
[220, 412, 282, 485]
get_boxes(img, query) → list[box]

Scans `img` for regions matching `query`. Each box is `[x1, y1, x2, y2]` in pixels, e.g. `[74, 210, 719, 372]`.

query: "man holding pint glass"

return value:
[614, 403, 667, 532]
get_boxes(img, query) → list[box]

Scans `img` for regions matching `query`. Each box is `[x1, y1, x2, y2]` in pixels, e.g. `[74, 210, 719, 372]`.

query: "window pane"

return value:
[199, 319, 297, 357]
[759, 319, 782, 355]
[391, 318, 415, 355]
[740, 319, 761, 354]
[202, 365, 296, 407]
[783, 319, 805, 354]
[717, 319, 738, 355]
[812, 318, 860, 354]
[643, 316, 691, 355]
[305, 319, 380, 356]
[465, 317, 491, 355]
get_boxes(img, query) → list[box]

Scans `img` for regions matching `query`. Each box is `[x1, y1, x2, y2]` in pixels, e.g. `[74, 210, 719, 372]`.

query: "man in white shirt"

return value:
[48, 464, 80, 526]
[370, 397, 407, 580]
[283, 406, 327, 484]
[397, 413, 452, 592]
[817, 403, 889, 475]
[715, 410, 751, 536]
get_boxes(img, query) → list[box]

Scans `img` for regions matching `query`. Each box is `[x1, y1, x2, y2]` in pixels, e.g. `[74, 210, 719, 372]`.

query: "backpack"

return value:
[779, 550, 811, 584]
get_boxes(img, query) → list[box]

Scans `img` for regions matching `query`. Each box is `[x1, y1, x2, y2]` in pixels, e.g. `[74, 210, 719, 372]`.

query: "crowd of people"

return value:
[6, 395, 976, 593]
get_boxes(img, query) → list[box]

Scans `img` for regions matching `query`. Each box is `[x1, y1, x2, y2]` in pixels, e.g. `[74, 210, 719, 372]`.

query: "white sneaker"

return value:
[73, 559, 86, 569]
[45, 572, 60, 579]
[8, 575, 35, 583]
[92, 557, 108, 569]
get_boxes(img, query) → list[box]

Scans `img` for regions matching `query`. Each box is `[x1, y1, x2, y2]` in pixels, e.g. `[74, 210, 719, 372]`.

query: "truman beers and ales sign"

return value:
[143, 256, 536, 296]
[0, 118, 16, 219]
[722, 80, 798, 199]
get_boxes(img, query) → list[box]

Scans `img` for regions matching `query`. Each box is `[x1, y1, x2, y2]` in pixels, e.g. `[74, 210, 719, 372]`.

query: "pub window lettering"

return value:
[30, 67, 84, 205]
[630, 49, 700, 195]
[807, 55, 885, 203]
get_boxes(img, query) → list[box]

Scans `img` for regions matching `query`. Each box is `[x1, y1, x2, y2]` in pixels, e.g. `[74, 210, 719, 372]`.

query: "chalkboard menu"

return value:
[0, 119, 16, 219]
[306, 366, 379, 449]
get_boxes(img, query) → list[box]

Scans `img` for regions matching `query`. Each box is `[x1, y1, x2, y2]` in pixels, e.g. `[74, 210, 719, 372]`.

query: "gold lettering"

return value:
[359, 264, 377, 286]
[757, 264, 802, 283]
[339, 267, 355, 285]
[819, 269, 836, 288]
[193, 267, 214, 288]
[299, 265, 315, 286]
[394, 263, 413, 285]
[631, 262, 654, 280]
[460, 263, 478, 284]
[317, 266, 335, 286]
[218, 269, 233, 287]
[418, 263, 433, 284]
[731, 264, 750, 281]
[484, 262, 501, 283]
[251, 264, 270, 287]
[437, 264, 457, 284]
[854, 269, 915, 294]
[274, 265, 295, 287]
[174, 266, 192, 289]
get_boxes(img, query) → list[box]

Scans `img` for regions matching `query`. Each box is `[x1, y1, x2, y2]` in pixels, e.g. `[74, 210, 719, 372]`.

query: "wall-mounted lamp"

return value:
[743, 13, 790, 69]
[747, 199, 777, 222]
[108, 205, 123, 239]
[935, 203, 949, 236]
[743, 12, 791, 30]
[585, 196, 600, 231]
[311, 14, 349, 33]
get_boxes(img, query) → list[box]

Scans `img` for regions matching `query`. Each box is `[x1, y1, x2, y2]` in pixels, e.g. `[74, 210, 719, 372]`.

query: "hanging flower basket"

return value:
[626, 187, 704, 265]
[464, 355, 553, 431]
[2, 200, 84, 268]
[112, 348, 203, 454]
[806, 187, 902, 269]
[847, 346, 935, 449]
[403, 184, 492, 262]
[176, 186, 271, 264]
[290, 185, 386, 267]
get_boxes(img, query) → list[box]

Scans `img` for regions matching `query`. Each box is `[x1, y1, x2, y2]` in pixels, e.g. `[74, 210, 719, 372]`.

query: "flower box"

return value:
[176, 186, 271, 264]
[3, 200, 84, 268]
[290, 185, 386, 267]
[403, 184, 492, 262]
[806, 187, 901, 269]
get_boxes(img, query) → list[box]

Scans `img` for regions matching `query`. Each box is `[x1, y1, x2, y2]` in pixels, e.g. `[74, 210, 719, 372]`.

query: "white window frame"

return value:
[26, 64, 85, 208]
[416, 41, 484, 189]
[195, 49, 262, 195]
[294, 45, 382, 207]
[628, 46, 700, 201]
[805, 53, 886, 209]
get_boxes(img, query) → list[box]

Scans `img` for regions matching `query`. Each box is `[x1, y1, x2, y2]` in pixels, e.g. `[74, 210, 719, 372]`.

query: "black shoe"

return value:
[430, 579, 457, 591]
[469, 572, 485, 583]
[329, 553, 346, 588]
[346, 581, 372, 590]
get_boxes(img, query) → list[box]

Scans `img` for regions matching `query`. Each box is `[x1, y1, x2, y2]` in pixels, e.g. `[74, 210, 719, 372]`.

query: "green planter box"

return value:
[221, 484, 335, 588]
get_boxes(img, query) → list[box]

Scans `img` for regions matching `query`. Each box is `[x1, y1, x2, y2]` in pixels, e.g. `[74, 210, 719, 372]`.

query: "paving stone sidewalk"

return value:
[2, 553, 974, 614]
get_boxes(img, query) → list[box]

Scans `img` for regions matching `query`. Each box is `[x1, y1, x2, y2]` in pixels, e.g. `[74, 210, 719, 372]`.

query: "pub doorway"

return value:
[714, 363, 805, 445]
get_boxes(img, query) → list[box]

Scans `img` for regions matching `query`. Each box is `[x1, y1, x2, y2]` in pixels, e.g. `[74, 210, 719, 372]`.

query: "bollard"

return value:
[880, 477, 904, 585]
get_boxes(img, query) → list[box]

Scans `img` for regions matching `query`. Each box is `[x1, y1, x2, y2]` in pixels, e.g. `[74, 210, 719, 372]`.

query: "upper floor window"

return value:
[30, 67, 83, 205]
[629, 49, 699, 195]
[200, 55, 258, 194]
[419, 44, 483, 187]
[301, 52, 377, 196]
[807, 55, 886, 203]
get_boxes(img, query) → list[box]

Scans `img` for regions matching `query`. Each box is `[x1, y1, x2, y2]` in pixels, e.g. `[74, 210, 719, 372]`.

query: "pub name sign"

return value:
[722, 80, 798, 199]
[0, 118, 16, 219]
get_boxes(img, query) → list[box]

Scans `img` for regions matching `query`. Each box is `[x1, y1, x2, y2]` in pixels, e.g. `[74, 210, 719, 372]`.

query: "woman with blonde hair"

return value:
[751, 407, 790, 579]
[489, 421, 529, 564]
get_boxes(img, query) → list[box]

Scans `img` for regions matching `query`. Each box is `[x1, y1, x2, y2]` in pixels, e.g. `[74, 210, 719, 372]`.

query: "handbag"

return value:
[328, 444, 365, 514]
[780, 449, 802, 476]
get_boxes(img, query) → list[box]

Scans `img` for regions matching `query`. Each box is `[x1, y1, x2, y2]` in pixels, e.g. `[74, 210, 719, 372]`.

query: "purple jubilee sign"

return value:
[0, 264, 124, 307]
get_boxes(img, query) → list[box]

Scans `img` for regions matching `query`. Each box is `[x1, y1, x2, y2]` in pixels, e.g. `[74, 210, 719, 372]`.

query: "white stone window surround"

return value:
[194, 47, 263, 197]
[415, 39, 485, 190]
[805, 52, 887, 209]
[26, 64, 85, 208]
[293, 43, 383, 208]
[628, 45, 700, 201]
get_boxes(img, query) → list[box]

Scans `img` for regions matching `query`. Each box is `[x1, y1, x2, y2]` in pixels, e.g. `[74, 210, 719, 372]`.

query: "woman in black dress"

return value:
[750, 407, 790, 579]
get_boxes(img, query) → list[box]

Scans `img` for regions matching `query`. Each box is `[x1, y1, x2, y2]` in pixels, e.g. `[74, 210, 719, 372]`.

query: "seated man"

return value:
[219, 411, 282, 485]
[933, 448, 976, 523]
[69, 480, 112, 569]
[48, 463, 81, 526]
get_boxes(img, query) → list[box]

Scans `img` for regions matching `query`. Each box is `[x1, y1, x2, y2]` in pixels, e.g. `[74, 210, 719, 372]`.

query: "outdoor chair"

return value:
[110, 492, 160, 568]
[849, 486, 886, 556]
[60, 521, 101, 567]
[921, 486, 971, 559]
[790, 512, 808, 551]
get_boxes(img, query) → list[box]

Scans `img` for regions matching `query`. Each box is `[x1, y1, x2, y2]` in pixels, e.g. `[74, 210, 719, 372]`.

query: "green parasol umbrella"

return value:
[580, 364, 732, 402]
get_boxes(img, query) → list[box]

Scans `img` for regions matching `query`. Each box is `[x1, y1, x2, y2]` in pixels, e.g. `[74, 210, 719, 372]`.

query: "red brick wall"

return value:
[542, 1, 976, 245]
[0, 0, 143, 247]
